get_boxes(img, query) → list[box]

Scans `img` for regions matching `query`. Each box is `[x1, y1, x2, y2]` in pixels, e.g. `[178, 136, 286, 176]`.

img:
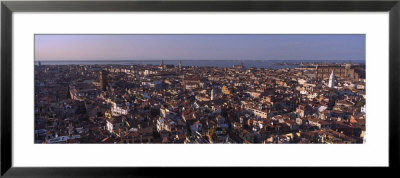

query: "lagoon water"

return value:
[35, 60, 365, 69]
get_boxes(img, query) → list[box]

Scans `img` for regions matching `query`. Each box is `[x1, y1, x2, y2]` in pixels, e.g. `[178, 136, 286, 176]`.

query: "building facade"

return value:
[315, 64, 359, 81]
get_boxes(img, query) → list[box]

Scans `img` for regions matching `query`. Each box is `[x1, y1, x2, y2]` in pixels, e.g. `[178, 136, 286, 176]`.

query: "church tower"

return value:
[328, 71, 335, 88]
[100, 70, 108, 91]
[211, 88, 216, 101]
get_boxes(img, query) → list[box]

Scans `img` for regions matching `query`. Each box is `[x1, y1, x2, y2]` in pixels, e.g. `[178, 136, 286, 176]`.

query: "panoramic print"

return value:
[34, 34, 366, 144]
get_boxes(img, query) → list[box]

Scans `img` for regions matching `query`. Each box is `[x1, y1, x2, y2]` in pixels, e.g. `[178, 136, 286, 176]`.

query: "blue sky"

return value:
[35, 34, 365, 61]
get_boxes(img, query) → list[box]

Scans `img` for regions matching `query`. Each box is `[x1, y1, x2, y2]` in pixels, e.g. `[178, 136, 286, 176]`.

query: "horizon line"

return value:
[35, 59, 366, 62]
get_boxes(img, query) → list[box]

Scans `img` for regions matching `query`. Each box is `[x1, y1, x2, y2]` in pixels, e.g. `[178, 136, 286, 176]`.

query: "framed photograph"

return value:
[1, 0, 399, 177]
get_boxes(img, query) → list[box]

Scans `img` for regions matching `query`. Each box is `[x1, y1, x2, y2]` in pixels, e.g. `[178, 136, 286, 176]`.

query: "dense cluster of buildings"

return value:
[34, 60, 366, 144]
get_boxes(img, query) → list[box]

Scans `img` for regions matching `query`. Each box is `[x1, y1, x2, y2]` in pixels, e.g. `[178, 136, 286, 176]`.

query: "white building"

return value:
[298, 79, 307, 85]
[106, 120, 114, 133]
[361, 105, 366, 114]
[111, 102, 129, 116]
[142, 80, 162, 89]
[144, 70, 152, 76]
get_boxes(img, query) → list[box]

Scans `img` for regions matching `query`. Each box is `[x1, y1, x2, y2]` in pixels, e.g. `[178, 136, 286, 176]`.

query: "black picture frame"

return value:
[1, 0, 399, 177]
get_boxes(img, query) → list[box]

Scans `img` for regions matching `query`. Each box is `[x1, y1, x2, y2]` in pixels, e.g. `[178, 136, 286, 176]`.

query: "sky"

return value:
[35, 34, 365, 61]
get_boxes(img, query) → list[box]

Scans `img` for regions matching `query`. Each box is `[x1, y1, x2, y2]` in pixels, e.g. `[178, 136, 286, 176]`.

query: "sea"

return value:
[34, 60, 365, 69]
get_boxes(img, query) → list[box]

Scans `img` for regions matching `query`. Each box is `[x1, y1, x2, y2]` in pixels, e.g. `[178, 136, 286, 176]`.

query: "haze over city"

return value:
[35, 34, 365, 61]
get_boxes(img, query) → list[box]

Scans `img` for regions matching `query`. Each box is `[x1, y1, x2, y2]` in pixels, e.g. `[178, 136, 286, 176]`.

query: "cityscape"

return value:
[34, 35, 366, 144]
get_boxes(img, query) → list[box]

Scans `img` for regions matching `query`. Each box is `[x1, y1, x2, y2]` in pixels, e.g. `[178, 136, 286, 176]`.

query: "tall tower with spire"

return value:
[179, 60, 182, 70]
[328, 71, 335, 88]
[161, 59, 165, 70]
[211, 88, 216, 101]
[99, 70, 109, 91]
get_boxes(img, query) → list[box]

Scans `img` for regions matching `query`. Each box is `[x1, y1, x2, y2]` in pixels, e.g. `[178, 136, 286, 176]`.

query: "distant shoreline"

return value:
[34, 59, 365, 69]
